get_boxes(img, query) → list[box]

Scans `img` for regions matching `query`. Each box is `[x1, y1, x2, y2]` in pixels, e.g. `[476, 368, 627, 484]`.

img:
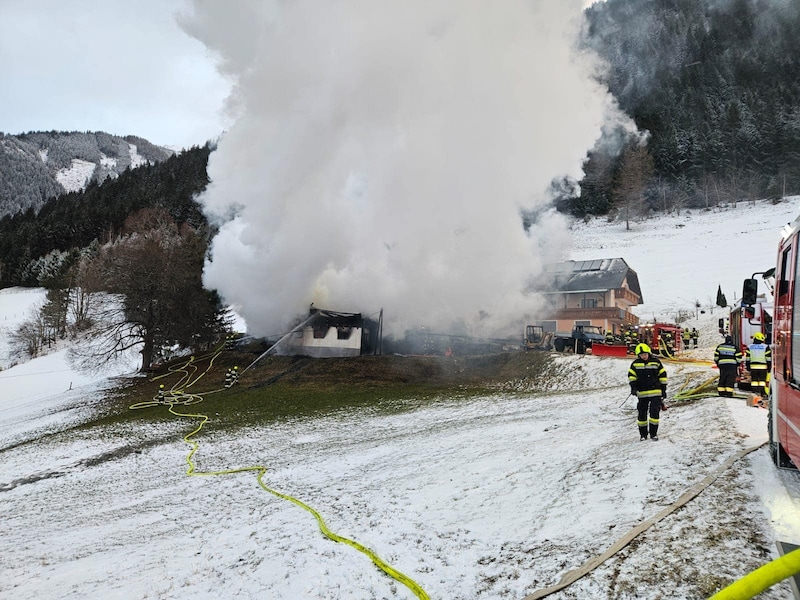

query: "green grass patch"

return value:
[86, 351, 558, 432]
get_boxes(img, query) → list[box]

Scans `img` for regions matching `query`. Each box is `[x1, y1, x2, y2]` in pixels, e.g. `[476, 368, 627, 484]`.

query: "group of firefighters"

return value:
[713, 332, 771, 399]
[627, 326, 771, 442]
[605, 326, 699, 355]
[155, 365, 240, 402]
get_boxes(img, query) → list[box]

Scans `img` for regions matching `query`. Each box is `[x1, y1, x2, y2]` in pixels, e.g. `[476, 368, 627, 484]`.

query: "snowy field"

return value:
[2, 200, 800, 599]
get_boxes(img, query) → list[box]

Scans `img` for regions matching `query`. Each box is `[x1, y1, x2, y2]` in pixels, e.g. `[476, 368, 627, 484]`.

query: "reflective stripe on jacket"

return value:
[746, 343, 771, 369]
[628, 357, 667, 399]
[714, 343, 742, 366]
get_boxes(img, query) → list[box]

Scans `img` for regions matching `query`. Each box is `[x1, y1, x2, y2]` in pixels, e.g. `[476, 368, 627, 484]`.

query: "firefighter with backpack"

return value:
[746, 332, 771, 398]
[714, 335, 742, 397]
[682, 328, 691, 351]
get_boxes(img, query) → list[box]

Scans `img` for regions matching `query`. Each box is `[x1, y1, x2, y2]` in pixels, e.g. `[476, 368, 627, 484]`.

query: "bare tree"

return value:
[68, 245, 104, 332]
[70, 208, 227, 372]
[9, 306, 46, 360]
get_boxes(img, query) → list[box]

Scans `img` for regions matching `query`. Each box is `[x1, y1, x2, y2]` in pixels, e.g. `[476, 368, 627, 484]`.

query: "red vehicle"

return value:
[638, 322, 682, 357]
[744, 217, 799, 469]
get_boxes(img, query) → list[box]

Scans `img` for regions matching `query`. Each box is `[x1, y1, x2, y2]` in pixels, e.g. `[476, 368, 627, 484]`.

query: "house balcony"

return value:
[549, 307, 639, 325]
[614, 287, 641, 305]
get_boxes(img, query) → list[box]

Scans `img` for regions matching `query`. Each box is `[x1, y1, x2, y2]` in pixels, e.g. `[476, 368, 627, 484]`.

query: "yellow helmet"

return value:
[753, 332, 765, 342]
[635, 343, 652, 355]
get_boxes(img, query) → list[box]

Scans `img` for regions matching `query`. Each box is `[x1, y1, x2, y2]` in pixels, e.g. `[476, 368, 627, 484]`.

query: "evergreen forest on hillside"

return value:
[0, 131, 174, 217]
[0, 145, 211, 288]
[561, 0, 800, 217]
[0, 144, 231, 372]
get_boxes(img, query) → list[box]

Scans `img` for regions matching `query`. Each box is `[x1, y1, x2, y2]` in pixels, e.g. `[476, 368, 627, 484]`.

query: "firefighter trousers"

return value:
[637, 396, 662, 438]
[717, 365, 738, 397]
[749, 367, 769, 397]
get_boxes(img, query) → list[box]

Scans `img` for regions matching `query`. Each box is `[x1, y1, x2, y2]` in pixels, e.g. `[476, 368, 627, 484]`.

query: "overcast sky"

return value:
[0, 0, 231, 150]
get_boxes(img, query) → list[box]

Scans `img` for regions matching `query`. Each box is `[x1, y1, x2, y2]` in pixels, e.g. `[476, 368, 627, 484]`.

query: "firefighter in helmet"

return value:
[628, 343, 668, 441]
[714, 335, 742, 397]
[682, 328, 691, 351]
[663, 332, 674, 356]
[224, 365, 240, 389]
[746, 332, 771, 398]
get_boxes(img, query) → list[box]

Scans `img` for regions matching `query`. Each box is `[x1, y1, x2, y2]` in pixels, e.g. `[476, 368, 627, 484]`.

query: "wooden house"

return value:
[537, 258, 643, 335]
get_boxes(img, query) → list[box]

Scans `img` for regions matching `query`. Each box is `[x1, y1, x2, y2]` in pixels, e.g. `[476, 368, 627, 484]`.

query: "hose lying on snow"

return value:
[131, 349, 430, 600]
[521, 442, 766, 600]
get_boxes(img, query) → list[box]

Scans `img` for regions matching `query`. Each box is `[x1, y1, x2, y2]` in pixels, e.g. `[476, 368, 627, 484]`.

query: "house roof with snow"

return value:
[543, 258, 643, 302]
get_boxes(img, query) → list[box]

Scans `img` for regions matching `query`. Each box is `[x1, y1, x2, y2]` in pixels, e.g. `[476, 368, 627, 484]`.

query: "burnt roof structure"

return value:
[308, 307, 364, 328]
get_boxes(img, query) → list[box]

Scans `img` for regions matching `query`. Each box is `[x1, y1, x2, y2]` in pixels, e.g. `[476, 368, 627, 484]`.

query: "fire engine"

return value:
[743, 215, 800, 469]
[638, 322, 682, 357]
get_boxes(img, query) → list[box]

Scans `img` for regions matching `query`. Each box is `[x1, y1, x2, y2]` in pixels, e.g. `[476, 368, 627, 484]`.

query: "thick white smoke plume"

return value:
[180, 0, 629, 339]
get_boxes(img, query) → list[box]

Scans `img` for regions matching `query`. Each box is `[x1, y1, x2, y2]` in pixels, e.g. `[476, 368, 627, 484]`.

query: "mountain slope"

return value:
[0, 131, 173, 217]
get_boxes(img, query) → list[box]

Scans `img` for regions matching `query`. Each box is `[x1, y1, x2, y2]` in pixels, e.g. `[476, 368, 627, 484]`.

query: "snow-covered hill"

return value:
[569, 198, 800, 322]
[0, 131, 173, 217]
[2, 202, 800, 599]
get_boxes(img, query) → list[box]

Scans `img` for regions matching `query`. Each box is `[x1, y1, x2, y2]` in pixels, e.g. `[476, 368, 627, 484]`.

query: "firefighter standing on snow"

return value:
[746, 332, 771, 398]
[628, 343, 668, 441]
[714, 335, 742, 397]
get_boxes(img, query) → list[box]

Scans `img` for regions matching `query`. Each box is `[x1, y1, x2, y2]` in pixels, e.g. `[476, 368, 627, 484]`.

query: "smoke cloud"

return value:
[180, 0, 629, 339]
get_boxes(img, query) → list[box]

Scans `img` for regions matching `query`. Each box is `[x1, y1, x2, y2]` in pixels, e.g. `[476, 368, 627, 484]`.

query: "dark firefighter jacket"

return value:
[714, 342, 743, 366]
[628, 356, 668, 399]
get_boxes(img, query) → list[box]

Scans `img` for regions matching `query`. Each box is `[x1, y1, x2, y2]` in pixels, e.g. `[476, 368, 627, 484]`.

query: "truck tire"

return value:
[768, 407, 779, 466]
[554, 339, 566, 352]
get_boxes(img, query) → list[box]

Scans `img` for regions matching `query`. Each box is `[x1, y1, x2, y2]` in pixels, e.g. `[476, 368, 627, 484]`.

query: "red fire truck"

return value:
[744, 217, 799, 469]
[638, 322, 682, 357]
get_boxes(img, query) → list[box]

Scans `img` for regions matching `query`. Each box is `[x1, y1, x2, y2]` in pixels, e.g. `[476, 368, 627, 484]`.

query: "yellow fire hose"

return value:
[131, 349, 429, 599]
[710, 547, 800, 599]
[132, 345, 800, 599]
